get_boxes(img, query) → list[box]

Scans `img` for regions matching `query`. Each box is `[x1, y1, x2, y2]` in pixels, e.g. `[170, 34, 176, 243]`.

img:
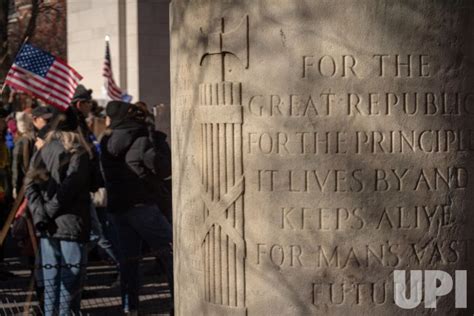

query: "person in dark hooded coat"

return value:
[100, 101, 173, 314]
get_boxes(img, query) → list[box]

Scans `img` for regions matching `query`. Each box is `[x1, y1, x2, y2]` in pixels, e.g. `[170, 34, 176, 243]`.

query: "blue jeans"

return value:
[89, 203, 119, 265]
[111, 204, 173, 311]
[40, 238, 86, 316]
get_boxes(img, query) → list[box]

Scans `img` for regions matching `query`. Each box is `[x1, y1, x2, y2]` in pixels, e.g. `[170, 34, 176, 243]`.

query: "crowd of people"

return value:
[0, 85, 173, 315]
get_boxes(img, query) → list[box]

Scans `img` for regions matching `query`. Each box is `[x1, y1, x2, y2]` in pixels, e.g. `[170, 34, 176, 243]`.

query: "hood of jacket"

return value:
[106, 122, 148, 157]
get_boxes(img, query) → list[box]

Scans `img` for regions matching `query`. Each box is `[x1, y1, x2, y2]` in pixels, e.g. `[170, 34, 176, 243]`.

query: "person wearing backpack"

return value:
[100, 100, 173, 314]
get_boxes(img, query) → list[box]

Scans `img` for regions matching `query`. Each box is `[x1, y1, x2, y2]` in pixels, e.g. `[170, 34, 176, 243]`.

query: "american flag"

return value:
[4, 44, 82, 111]
[103, 39, 126, 101]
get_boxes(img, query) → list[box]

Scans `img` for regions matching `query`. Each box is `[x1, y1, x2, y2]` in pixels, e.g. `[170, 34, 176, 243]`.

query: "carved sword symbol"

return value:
[199, 15, 249, 81]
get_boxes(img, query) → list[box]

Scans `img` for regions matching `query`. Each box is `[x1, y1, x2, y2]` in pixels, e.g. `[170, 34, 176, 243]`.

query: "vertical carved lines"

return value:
[215, 124, 220, 201]
[218, 225, 223, 304]
[200, 82, 245, 310]
[207, 232, 211, 300]
[231, 124, 236, 228]
[202, 235, 207, 301]
[220, 111, 227, 306]
[229, 240, 236, 307]
[233, 83, 245, 308]
[233, 242, 238, 307]
[226, 92, 237, 305]
[200, 82, 209, 304]
[223, 124, 230, 306]
[211, 225, 215, 302]
[224, 235, 229, 306]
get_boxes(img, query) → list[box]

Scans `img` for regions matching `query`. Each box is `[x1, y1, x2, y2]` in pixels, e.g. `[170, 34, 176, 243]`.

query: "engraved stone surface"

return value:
[170, 1, 474, 315]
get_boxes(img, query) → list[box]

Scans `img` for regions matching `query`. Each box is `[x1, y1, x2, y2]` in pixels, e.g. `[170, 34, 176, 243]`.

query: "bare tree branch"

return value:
[0, 0, 10, 80]
[1, 0, 65, 83]
[19, 0, 40, 50]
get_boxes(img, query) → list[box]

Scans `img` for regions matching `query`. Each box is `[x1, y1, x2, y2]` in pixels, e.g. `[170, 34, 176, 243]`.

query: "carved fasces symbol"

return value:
[199, 15, 249, 81]
[198, 82, 246, 309]
[198, 16, 248, 312]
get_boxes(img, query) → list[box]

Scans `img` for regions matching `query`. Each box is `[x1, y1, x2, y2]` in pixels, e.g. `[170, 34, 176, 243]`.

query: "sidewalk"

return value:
[0, 256, 172, 315]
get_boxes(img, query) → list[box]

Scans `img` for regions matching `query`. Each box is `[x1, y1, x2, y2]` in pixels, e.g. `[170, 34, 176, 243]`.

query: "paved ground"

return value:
[0, 256, 172, 315]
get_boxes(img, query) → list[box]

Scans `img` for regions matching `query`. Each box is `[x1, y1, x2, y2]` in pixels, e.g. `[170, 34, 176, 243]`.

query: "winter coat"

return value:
[25, 138, 91, 242]
[0, 137, 12, 204]
[71, 107, 104, 192]
[150, 130, 171, 168]
[12, 135, 35, 193]
[100, 120, 171, 213]
[148, 128, 172, 222]
[12, 111, 35, 193]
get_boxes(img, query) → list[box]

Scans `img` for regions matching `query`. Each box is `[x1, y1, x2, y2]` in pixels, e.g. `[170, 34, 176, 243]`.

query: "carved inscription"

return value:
[279, 204, 457, 232]
[302, 54, 431, 78]
[312, 280, 392, 306]
[247, 92, 474, 117]
[247, 52, 473, 309]
[255, 240, 470, 269]
[255, 167, 468, 193]
[246, 130, 474, 155]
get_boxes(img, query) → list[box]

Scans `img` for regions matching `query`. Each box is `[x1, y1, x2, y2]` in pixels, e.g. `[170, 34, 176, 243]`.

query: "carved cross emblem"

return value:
[199, 15, 249, 81]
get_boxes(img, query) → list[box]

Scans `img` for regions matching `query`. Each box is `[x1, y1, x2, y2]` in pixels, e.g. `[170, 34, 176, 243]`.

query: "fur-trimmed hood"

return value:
[15, 111, 34, 135]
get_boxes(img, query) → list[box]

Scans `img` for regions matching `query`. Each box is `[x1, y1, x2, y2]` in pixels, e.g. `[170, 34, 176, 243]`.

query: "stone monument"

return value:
[170, 1, 474, 315]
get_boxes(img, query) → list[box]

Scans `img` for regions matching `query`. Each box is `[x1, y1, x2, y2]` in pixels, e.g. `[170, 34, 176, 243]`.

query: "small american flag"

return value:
[4, 44, 82, 111]
[103, 39, 129, 101]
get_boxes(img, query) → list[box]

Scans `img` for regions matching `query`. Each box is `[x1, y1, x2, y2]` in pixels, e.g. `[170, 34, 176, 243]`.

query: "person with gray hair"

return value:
[12, 111, 35, 197]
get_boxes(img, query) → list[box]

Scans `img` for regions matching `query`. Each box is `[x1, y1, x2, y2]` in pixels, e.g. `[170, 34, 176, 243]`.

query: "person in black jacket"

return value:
[70, 84, 103, 191]
[100, 101, 173, 314]
[25, 108, 92, 316]
[135, 101, 172, 223]
[70, 85, 119, 270]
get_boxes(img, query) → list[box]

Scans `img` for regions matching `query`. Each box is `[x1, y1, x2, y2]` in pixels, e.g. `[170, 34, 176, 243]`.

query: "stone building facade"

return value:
[67, 0, 171, 136]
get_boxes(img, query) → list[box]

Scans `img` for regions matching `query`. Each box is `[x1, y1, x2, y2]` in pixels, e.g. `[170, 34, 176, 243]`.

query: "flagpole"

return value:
[1, 36, 30, 94]
[103, 35, 109, 101]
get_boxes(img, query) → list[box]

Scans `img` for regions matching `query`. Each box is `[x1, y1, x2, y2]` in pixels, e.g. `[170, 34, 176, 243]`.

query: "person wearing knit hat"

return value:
[101, 100, 173, 314]
[105, 100, 131, 127]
